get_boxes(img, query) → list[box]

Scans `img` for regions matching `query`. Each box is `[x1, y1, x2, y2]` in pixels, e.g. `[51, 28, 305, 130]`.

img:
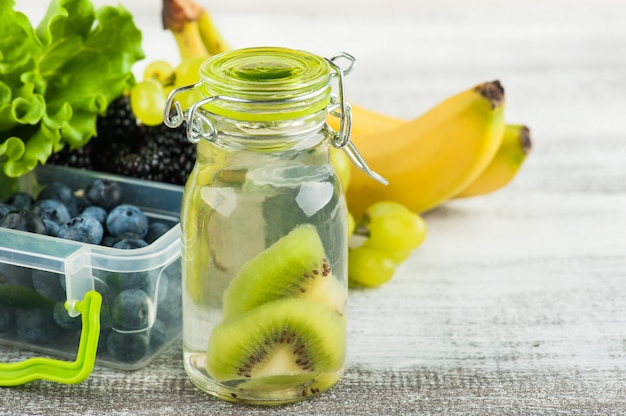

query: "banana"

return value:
[173, 21, 209, 60]
[327, 103, 404, 137]
[328, 105, 530, 201]
[454, 124, 532, 198]
[162, 0, 209, 59]
[197, 10, 231, 55]
[344, 81, 506, 217]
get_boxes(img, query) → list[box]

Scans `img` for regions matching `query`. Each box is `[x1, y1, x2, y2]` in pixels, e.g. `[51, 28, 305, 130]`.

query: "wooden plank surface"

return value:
[2, 0, 626, 414]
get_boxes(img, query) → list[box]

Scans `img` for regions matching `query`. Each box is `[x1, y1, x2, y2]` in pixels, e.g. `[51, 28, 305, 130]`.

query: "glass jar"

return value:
[164, 47, 382, 405]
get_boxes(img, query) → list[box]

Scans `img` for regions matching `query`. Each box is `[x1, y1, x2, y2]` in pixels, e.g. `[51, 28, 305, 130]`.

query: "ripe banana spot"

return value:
[519, 126, 532, 155]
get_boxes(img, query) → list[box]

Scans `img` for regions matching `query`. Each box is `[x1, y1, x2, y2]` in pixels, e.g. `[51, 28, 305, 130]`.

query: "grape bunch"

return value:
[332, 149, 428, 287]
[132, 57, 205, 127]
[348, 201, 427, 287]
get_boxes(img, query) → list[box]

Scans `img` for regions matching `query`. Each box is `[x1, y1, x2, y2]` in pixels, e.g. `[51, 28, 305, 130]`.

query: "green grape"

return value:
[174, 56, 208, 87]
[365, 200, 412, 218]
[330, 147, 351, 191]
[143, 60, 175, 85]
[174, 89, 204, 113]
[361, 201, 427, 254]
[348, 246, 396, 287]
[347, 211, 356, 238]
[130, 79, 167, 126]
[385, 249, 412, 264]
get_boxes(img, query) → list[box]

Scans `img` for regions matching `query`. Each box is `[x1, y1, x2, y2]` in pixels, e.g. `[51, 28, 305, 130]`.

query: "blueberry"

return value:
[133, 270, 168, 319]
[98, 329, 111, 353]
[113, 239, 148, 250]
[0, 305, 15, 332]
[37, 182, 74, 205]
[105, 270, 148, 293]
[144, 269, 169, 305]
[106, 204, 148, 238]
[43, 219, 61, 236]
[0, 203, 14, 219]
[113, 231, 143, 244]
[3, 192, 33, 210]
[111, 289, 152, 330]
[57, 215, 104, 244]
[85, 179, 123, 210]
[145, 221, 170, 244]
[106, 330, 149, 363]
[65, 196, 90, 218]
[157, 267, 182, 324]
[52, 302, 81, 330]
[31, 270, 66, 302]
[80, 205, 107, 225]
[101, 235, 115, 247]
[15, 307, 63, 343]
[149, 319, 167, 349]
[32, 199, 71, 225]
[0, 265, 35, 289]
[98, 297, 114, 331]
[0, 209, 47, 234]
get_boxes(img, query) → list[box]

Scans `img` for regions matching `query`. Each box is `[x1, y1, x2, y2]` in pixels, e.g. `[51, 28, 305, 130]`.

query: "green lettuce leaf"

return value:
[0, 0, 144, 177]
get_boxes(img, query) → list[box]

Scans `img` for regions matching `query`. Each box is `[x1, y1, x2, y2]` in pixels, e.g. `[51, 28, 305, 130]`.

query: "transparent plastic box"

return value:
[0, 165, 183, 370]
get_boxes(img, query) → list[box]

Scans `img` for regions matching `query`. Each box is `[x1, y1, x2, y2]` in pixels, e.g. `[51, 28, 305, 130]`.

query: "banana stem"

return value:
[162, 0, 209, 59]
[162, 0, 201, 31]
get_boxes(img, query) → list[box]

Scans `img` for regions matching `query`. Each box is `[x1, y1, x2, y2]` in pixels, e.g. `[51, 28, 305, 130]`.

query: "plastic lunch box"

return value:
[0, 165, 183, 383]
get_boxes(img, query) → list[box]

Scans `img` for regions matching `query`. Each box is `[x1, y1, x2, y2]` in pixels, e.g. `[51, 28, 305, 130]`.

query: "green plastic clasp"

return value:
[0, 290, 102, 386]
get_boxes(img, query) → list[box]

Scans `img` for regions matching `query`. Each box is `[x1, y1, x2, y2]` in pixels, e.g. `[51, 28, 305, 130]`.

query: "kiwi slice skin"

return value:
[206, 298, 346, 385]
[222, 224, 345, 318]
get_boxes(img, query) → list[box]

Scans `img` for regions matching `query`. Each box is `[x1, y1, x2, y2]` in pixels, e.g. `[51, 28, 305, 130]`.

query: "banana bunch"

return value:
[328, 83, 532, 217]
[162, 0, 230, 59]
[454, 124, 531, 198]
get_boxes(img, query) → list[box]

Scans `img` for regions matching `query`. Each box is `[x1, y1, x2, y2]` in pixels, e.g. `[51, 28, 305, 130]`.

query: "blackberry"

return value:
[95, 95, 141, 144]
[50, 94, 196, 186]
[49, 95, 139, 169]
[113, 144, 172, 183]
[93, 140, 133, 174]
[138, 122, 196, 185]
[47, 143, 95, 169]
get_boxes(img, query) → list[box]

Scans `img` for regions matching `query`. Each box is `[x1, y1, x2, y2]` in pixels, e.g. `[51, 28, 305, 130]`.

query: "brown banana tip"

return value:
[162, 0, 203, 31]
[520, 125, 532, 155]
[476, 80, 505, 109]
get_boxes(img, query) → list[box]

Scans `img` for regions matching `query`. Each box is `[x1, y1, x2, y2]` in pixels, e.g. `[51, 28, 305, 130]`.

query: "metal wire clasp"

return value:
[163, 83, 219, 143]
[327, 53, 388, 185]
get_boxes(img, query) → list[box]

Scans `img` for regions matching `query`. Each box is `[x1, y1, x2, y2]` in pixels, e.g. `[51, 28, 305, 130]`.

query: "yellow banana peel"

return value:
[454, 124, 532, 198]
[327, 103, 404, 137]
[329, 104, 531, 202]
[174, 20, 209, 60]
[344, 81, 506, 217]
[197, 10, 231, 55]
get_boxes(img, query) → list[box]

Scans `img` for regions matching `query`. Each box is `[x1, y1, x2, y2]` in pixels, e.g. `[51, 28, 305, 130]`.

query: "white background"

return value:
[15, 0, 626, 124]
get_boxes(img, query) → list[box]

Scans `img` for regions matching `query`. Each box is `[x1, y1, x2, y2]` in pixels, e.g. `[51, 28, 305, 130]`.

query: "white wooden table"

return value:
[2, 0, 626, 414]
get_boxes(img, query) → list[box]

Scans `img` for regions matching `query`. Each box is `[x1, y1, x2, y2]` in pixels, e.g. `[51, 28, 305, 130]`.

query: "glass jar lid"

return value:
[198, 47, 332, 121]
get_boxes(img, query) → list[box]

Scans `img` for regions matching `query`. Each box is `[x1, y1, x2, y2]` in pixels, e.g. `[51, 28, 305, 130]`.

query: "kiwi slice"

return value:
[206, 298, 345, 384]
[232, 372, 342, 397]
[222, 224, 345, 318]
